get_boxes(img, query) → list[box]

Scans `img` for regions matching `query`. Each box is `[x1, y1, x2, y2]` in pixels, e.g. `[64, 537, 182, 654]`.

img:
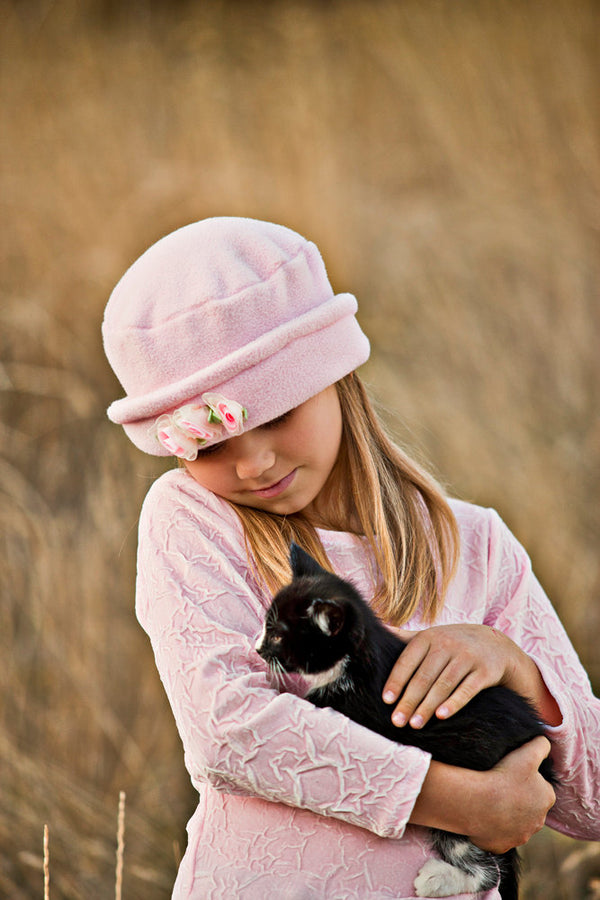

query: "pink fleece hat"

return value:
[102, 217, 370, 457]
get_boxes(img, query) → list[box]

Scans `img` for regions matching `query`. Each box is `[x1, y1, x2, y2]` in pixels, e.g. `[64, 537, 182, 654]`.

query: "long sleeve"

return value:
[135, 470, 432, 840]
[479, 506, 600, 839]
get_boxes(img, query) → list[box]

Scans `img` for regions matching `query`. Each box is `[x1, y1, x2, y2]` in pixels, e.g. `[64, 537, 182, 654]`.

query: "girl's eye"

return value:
[261, 409, 293, 430]
[194, 408, 294, 458]
[195, 441, 226, 459]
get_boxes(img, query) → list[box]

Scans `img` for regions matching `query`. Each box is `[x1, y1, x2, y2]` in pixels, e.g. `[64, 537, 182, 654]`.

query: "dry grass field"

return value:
[1, 0, 599, 896]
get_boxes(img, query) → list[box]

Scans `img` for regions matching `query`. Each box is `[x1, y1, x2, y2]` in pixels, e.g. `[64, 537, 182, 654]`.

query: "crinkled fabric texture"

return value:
[135, 469, 600, 899]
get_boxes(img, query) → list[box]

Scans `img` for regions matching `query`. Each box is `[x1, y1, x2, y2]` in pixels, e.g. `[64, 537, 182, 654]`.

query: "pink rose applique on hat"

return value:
[152, 393, 248, 460]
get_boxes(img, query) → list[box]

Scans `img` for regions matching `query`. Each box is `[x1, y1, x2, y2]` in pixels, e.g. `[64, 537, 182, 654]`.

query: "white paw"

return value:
[414, 858, 481, 897]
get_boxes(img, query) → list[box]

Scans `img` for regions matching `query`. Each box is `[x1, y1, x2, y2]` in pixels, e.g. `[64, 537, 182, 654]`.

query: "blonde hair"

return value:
[231, 374, 459, 624]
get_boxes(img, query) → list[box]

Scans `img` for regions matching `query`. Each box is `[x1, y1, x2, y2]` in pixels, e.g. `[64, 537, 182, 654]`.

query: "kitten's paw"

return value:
[414, 858, 482, 897]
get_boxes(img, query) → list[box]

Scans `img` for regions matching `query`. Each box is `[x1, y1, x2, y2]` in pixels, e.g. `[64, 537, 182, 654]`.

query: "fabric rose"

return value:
[173, 404, 223, 444]
[202, 394, 248, 436]
[154, 415, 200, 461]
[152, 393, 249, 460]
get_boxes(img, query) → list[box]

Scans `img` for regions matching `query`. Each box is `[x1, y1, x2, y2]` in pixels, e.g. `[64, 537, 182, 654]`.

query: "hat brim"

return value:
[119, 312, 370, 456]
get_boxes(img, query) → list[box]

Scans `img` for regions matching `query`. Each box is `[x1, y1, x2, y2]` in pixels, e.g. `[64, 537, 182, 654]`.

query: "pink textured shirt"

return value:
[136, 469, 600, 899]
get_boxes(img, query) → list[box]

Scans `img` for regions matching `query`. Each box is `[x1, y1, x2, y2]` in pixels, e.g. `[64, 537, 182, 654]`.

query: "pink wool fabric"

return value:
[135, 470, 600, 899]
[102, 218, 370, 455]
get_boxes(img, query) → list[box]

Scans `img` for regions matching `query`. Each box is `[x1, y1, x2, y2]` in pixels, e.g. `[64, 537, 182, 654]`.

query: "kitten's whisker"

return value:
[275, 658, 287, 685]
[268, 658, 287, 688]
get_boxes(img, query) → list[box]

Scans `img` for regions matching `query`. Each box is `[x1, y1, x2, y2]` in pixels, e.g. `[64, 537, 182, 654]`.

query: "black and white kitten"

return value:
[255, 543, 555, 900]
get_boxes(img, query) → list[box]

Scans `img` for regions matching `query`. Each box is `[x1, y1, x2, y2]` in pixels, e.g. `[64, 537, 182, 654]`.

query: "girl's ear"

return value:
[289, 542, 328, 579]
[308, 599, 345, 636]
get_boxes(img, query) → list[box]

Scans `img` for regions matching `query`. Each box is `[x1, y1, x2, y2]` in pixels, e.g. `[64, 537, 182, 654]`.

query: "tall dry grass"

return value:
[1, 0, 599, 896]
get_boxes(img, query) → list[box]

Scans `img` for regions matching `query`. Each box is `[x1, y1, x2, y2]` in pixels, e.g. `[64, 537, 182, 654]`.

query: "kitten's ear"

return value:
[289, 542, 328, 579]
[308, 599, 345, 637]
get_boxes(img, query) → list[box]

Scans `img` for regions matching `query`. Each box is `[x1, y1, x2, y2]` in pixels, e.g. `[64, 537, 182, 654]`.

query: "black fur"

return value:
[256, 543, 555, 900]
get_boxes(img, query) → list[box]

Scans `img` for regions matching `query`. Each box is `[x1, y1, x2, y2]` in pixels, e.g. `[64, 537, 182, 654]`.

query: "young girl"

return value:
[102, 217, 600, 899]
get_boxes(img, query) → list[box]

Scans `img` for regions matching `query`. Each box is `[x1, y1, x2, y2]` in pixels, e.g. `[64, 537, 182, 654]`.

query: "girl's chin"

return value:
[244, 488, 316, 517]
[251, 497, 308, 516]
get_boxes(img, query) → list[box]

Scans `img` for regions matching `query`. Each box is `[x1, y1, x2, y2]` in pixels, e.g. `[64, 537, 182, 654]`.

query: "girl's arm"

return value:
[136, 474, 432, 841]
[384, 505, 600, 841]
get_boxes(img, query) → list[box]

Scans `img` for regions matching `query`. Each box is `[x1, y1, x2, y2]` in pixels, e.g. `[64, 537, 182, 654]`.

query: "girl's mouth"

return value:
[250, 469, 297, 498]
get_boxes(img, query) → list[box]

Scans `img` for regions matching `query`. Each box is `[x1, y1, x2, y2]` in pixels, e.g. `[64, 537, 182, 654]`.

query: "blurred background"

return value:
[1, 0, 599, 897]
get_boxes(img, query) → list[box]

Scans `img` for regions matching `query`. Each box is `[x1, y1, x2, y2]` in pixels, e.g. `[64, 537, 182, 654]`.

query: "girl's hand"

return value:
[409, 736, 556, 853]
[382, 623, 535, 728]
[467, 736, 556, 853]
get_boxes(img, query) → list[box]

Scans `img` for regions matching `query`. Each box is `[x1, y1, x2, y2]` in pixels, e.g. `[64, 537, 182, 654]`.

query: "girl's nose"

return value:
[234, 435, 277, 481]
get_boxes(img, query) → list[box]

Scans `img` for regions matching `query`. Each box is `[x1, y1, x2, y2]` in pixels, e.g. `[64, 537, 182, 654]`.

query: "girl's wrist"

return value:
[409, 759, 490, 835]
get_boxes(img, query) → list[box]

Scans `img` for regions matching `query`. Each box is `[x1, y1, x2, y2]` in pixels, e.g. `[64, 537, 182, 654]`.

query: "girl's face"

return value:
[184, 385, 343, 520]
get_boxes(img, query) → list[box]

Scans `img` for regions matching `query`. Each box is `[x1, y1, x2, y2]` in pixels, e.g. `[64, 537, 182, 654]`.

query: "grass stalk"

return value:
[43, 825, 49, 900]
[115, 792, 126, 900]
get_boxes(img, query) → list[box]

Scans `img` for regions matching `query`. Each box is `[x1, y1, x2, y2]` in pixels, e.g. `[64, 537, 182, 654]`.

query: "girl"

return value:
[102, 217, 600, 899]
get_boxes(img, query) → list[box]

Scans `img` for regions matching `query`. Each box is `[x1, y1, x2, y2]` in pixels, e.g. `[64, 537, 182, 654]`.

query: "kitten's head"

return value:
[255, 543, 366, 682]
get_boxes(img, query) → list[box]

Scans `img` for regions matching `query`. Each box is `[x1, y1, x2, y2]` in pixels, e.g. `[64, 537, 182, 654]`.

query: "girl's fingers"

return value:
[390, 663, 480, 728]
[389, 664, 450, 727]
[382, 634, 432, 707]
[382, 624, 512, 728]
[497, 737, 555, 810]
[515, 734, 552, 769]
[383, 628, 466, 706]
[418, 670, 487, 727]
[534, 736, 553, 773]
[385, 645, 469, 726]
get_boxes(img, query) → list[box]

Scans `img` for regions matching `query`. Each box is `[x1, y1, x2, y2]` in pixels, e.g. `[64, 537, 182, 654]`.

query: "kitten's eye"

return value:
[270, 635, 283, 645]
